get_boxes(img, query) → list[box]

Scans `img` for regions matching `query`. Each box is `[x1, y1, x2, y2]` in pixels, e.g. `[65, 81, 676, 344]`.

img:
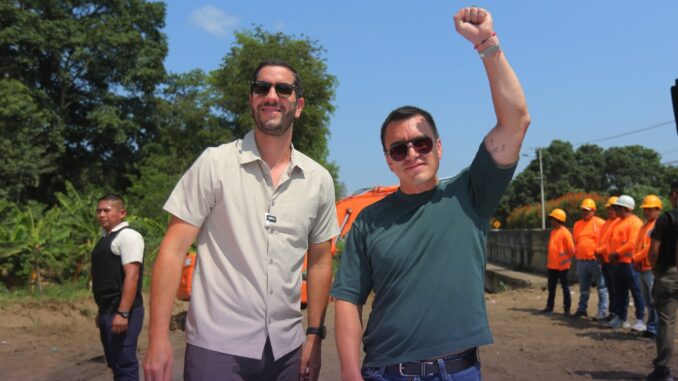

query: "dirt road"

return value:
[1, 282, 675, 380]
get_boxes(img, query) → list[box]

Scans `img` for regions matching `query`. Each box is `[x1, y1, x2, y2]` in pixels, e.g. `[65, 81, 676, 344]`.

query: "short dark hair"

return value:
[98, 194, 125, 208]
[671, 182, 678, 192]
[251, 59, 303, 98]
[380, 106, 439, 152]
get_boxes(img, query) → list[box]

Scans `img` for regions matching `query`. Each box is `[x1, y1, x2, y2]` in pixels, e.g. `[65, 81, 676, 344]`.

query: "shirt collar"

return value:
[104, 221, 129, 236]
[239, 130, 306, 174]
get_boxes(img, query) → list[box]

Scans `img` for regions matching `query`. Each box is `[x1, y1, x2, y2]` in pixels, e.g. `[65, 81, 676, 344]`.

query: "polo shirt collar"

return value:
[239, 130, 306, 174]
[104, 221, 129, 236]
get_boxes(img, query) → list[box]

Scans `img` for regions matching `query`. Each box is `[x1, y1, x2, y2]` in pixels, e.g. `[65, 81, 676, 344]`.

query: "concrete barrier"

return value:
[485, 229, 579, 292]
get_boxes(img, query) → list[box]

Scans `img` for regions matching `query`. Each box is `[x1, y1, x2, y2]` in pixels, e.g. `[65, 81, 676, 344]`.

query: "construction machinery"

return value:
[300, 185, 398, 307]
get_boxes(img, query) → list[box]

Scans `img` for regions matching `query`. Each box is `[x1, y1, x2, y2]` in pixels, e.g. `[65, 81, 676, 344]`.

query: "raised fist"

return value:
[453, 6, 495, 46]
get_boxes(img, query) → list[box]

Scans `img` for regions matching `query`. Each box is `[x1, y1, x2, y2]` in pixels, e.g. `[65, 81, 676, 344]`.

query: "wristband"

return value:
[306, 326, 326, 340]
[478, 44, 502, 59]
[474, 32, 497, 49]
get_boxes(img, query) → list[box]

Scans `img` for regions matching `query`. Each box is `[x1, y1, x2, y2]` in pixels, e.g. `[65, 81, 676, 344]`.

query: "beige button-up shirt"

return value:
[164, 130, 339, 359]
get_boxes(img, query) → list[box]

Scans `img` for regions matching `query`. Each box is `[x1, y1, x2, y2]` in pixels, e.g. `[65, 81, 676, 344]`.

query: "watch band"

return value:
[116, 310, 130, 319]
[306, 326, 326, 339]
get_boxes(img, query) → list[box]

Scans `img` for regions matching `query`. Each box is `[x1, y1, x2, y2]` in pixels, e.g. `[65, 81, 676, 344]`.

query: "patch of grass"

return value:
[0, 282, 91, 303]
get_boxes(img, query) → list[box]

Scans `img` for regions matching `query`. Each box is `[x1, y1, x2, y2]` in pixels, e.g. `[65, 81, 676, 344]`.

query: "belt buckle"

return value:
[421, 361, 435, 376]
[397, 363, 412, 377]
[398, 361, 435, 377]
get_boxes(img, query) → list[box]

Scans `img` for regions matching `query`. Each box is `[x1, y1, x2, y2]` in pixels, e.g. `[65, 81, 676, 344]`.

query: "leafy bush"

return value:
[507, 192, 608, 228]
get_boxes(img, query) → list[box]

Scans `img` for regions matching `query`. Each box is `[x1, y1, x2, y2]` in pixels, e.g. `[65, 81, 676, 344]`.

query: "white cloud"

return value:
[190, 6, 238, 38]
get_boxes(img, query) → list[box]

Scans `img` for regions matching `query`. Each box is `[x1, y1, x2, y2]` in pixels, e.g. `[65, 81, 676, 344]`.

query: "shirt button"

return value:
[269, 290, 274, 295]
[269, 259, 274, 264]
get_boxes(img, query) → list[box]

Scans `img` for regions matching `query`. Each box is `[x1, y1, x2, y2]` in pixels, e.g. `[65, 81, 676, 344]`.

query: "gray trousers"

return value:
[184, 339, 302, 381]
[653, 268, 678, 370]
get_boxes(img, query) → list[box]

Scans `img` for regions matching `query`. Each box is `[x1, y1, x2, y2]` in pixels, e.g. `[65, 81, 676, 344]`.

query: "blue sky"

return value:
[161, 1, 678, 194]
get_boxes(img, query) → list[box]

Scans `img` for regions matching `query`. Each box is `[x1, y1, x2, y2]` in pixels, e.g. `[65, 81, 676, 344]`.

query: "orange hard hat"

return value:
[605, 196, 619, 208]
[640, 194, 663, 209]
[580, 198, 597, 211]
[548, 208, 567, 223]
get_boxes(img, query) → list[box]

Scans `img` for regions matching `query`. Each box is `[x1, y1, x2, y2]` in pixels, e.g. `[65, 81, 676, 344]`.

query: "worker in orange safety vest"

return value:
[571, 198, 608, 320]
[594, 196, 621, 322]
[541, 208, 575, 316]
[607, 195, 645, 330]
[632, 195, 663, 337]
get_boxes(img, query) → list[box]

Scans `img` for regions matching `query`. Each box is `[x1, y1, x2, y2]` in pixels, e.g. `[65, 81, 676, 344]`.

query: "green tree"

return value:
[0, 0, 167, 204]
[572, 144, 606, 192]
[604, 146, 665, 194]
[211, 27, 341, 193]
[128, 70, 231, 221]
[0, 79, 59, 203]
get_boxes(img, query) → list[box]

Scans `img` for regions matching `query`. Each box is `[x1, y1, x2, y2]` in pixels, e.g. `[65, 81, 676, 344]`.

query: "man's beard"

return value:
[253, 104, 297, 137]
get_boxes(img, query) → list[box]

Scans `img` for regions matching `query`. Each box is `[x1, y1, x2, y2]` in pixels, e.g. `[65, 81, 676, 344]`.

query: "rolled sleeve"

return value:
[164, 148, 219, 227]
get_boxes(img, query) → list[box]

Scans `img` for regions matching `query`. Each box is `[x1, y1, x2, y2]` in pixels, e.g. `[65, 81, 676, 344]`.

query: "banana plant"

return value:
[54, 182, 99, 282]
[0, 205, 68, 293]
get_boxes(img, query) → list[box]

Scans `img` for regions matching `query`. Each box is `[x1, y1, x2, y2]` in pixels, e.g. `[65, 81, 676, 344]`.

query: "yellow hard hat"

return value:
[605, 196, 619, 208]
[548, 208, 567, 223]
[580, 198, 597, 211]
[640, 194, 663, 209]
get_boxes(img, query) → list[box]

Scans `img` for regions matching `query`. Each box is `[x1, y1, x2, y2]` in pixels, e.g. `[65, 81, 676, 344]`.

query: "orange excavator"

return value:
[176, 185, 400, 308]
[300, 185, 398, 307]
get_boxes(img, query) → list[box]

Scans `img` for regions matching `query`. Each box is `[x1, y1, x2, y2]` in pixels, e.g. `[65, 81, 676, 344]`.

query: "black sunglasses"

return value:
[387, 137, 434, 162]
[250, 80, 297, 98]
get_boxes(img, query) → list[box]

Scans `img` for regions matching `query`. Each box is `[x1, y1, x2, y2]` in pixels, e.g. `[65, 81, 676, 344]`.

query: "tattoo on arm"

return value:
[487, 138, 506, 153]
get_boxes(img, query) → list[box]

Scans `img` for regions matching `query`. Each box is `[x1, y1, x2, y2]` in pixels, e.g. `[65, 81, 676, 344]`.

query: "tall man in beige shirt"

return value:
[144, 60, 339, 381]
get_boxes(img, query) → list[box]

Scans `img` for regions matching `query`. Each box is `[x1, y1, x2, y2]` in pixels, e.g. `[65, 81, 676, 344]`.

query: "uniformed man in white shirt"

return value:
[92, 194, 145, 381]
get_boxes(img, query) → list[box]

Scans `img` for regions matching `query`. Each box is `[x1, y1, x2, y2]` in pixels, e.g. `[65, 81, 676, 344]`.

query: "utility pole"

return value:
[538, 148, 545, 230]
[672, 79, 678, 136]
[522, 148, 546, 230]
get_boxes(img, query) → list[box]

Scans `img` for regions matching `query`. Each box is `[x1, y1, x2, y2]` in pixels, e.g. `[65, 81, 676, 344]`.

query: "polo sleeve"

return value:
[163, 147, 219, 227]
[308, 170, 340, 244]
[467, 142, 518, 218]
[331, 217, 373, 305]
[650, 213, 670, 242]
[117, 229, 145, 265]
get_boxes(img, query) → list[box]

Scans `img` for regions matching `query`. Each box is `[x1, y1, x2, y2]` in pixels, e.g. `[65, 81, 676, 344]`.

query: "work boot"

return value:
[592, 311, 608, 321]
[570, 310, 588, 319]
[608, 316, 623, 328]
[646, 366, 674, 381]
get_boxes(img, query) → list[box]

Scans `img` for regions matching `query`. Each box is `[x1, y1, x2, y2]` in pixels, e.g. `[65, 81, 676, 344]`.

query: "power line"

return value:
[579, 120, 675, 144]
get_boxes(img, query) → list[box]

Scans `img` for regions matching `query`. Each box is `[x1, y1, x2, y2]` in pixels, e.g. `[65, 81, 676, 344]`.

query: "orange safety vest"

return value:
[632, 219, 657, 271]
[595, 217, 620, 263]
[547, 226, 575, 270]
[608, 214, 643, 263]
[573, 216, 606, 260]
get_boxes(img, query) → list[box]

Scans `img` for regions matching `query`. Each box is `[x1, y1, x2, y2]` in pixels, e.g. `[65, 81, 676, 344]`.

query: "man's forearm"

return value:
[148, 217, 199, 342]
[482, 46, 530, 166]
[148, 249, 184, 341]
[118, 262, 141, 312]
[335, 300, 364, 380]
[306, 241, 333, 329]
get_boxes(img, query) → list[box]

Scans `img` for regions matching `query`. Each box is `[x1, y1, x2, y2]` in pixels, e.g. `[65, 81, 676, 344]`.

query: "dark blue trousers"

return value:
[610, 263, 645, 321]
[98, 305, 144, 381]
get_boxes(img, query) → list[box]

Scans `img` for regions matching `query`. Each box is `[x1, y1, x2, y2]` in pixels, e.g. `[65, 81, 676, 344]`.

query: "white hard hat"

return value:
[613, 195, 635, 210]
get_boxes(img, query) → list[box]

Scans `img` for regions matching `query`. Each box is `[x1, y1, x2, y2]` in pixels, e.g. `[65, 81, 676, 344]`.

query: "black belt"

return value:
[384, 349, 478, 377]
